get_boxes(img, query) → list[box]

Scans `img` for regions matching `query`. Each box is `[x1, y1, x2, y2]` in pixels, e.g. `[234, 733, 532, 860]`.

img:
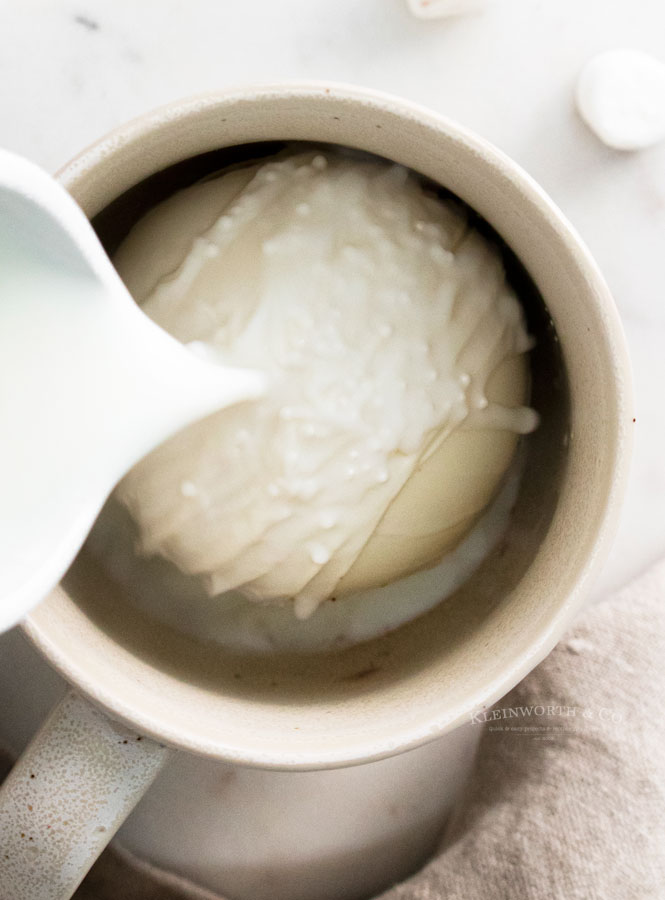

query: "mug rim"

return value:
[22, 82, 633, 769]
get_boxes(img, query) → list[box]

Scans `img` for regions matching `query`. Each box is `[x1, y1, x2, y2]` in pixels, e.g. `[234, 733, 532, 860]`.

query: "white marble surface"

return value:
[1, 0, 664, 896]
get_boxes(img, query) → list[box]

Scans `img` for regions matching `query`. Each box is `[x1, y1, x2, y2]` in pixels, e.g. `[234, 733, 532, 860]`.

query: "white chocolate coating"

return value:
[114, 152, 536, 618]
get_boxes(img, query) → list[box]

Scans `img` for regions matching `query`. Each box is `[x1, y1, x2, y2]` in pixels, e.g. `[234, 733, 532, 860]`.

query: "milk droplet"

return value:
[429, 244, 450, 264]
[513, 407, 540, 434]
[319, 510, 338, 529]
[308, 542, 331, 565]
[180, 481, 198, 498]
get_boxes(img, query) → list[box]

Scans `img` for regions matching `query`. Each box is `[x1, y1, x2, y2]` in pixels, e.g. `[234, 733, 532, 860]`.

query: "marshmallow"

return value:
[576, 48, 665, 151]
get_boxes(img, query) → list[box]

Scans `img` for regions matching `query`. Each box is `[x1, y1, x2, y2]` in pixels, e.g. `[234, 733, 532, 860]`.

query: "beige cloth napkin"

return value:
[3, 561, 664, 899]
[377, 559, 665, 900]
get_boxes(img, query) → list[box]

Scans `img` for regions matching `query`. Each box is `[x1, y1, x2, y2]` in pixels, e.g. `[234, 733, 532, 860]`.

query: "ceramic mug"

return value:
[0, 83, 632, 900]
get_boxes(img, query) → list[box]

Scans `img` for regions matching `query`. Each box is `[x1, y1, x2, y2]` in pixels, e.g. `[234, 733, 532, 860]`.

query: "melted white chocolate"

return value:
[114, 152, 537, 619]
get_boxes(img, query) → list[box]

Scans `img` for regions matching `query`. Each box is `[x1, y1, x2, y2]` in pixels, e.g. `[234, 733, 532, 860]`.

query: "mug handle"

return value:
[0, 690, 172, 900]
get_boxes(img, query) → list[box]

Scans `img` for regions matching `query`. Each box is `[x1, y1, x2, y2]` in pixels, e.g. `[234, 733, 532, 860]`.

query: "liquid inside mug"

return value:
[0, 84, 632, 900]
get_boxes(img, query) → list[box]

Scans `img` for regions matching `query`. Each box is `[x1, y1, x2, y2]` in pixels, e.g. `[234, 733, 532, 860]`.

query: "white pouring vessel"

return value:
[0, 149, 262, 633]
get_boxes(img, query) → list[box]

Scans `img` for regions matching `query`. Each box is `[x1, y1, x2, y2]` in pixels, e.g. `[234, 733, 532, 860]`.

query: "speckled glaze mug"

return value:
[0, 84, 632, 900]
